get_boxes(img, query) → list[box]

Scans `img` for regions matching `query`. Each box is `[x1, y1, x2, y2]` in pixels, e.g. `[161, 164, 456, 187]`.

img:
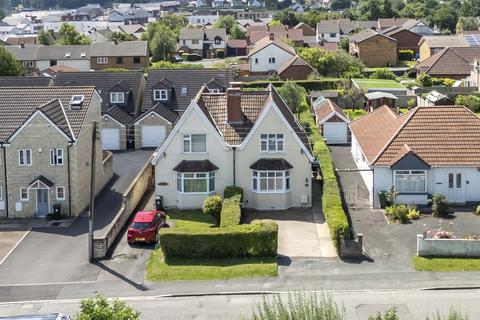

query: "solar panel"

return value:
[465, 35, 480, 47]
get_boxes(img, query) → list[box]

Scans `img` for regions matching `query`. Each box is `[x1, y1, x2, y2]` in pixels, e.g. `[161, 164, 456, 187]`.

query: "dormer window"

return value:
[80, 52, 86, 58]
[153, 89, 168, 101]
[214, 37, 221, 45]
[110, 92, 125, 104]
[65, 52, 71, 58]
[210, 89, 220, 93]
[180, 86, 187, 96]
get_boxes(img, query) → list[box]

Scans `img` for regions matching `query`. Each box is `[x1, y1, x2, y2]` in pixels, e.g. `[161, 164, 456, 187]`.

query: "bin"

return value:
[378, 191, 387, 209]
[53, 203, 62, 220]
[155, 195, 163, 211]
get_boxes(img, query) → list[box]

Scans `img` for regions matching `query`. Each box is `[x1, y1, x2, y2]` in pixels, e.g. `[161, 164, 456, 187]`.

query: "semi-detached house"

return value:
[151, 85, 314, 210]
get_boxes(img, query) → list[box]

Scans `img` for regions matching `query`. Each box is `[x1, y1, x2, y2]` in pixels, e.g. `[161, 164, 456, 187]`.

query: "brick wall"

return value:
[357, 35, 398, 67]
[279, 64, 315, 80]
[90, 56, 148, 70]
[389, 29, 421, 54]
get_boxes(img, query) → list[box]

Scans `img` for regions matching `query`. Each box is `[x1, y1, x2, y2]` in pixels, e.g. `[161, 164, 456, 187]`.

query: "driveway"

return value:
[0, 150, 153, 288]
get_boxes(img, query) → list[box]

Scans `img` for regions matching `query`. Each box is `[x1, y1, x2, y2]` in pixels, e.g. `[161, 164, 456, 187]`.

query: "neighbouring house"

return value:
[294, 22, 316, 44]
[0, 87, 113, 218]
[349, 29, 398, 67]
[314, 97, 349, 144]
[364, 91, 398, 110]
[247, 25, 304, 47]
[151, 84, 314, 210]
[53, 71, 145, 150]
[381, 26, 422, 55]
[188, 14, 220, 26]
[0, 76, 52, 87]
[350, 105, 480, 208]
[316, 21, 340, 43]
[415, 47, 480, 80]
[89, 41, 149, 70]
[28, 64, 80, 78]
[418, 35, 469, 61]
[309, 90, 340, 105]
[227, 39, 248, 56]
[178, 27, 227, 58]
[277, 55, 316, 80]
[377, 18, 434, 36]
[248, 37, 296, 74]
[139, 68, 235, 148]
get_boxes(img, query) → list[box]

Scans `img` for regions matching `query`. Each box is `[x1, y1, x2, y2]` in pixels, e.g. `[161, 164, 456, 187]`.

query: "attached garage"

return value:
[313, 97, 349, 145]
[134, 108, 176, 149]
[101, 108, 133, 151]
[141, 125, 166, 148]
[102, 128, 121, 150]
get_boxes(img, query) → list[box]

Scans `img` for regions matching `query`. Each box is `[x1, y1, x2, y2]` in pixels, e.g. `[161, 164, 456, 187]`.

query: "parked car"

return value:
[173, 55, 183, 62]
[127, 210, 166, 244]
[0, 314, 70, 320]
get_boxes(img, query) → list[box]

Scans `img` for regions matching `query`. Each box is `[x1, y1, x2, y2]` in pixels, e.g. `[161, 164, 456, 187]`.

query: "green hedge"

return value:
[159, 220, 278, 258]
[242, 79, 341, 92]
[220, 186, 243, 227]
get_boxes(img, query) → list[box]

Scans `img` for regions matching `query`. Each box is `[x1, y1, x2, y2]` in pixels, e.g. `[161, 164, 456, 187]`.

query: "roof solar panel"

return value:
[465, 35, 480, 47]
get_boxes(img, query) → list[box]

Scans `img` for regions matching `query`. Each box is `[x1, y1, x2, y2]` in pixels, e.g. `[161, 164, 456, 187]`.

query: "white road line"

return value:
[0, 280, 96, 288]
[0, 228, 31, 265]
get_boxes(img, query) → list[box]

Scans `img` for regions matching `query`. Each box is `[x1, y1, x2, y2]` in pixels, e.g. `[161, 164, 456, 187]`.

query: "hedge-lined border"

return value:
[242, 79, 342, 92]
[220, 186, 243, 227]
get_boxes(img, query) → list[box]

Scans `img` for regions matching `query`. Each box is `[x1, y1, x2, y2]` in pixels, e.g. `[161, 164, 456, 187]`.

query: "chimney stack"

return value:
[269, 32, 274, 41]
[227, 87, 243, 123]
[20, 42, 25, 48]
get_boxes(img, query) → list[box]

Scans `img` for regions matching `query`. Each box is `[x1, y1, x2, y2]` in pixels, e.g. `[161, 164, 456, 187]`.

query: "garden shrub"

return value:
[385, 204, 409, 223]
[407, 206, 420, 220]
[220, 186, 243, 227]
[159, 220, 278, 258]
[370, 68, 397, 80]
[202, 195, 222, 225]
[368, 307, 399, 320]
[215, 49, 225, 58]
[455, 95, 480, 113]
[476, 205, 480, 215]
[399, 49, 414, 61]
[224, 185, 243, 200]
[432, 193, 449, 217]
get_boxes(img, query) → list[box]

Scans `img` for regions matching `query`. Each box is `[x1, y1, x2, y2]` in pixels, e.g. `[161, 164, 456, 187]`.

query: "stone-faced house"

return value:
[350, 105, 480, 208]
[0, 87, 112, 219]
[151, 85, 314, 210]
[349, 29, 398, 67]
[54, 71, 145, 150]
[139, 68, 235, 149]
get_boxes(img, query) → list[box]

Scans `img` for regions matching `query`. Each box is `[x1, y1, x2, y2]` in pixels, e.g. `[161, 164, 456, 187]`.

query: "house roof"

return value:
[227, 39, 247, 48]
[314, 98, 348, 124]
[36, 45, 90, 60]
[419, 35, 469, 48]
[377, 18, 410, 30]
[90, 41, 148, 57]
[142, 68, 234, 113]
[179, 27, 205, 40]
[204, 28, 226, 41]
[416, 47, 480, 76]
[350, 28, 396, 43]
[4, 45, 40, 61]
[316, 21, 340, 34]
[248, 37, 296, 57]
[139, 102, 179, 124]
[294, 22, 316, 36]
[277, 55, 315, 75]
[105, 105, 134, 125]
[364, 91, 399, 100]
[382, 26, 419, 37]
[0, 86, 96, 142]
[0, 76, 52, 87]
[248, 26, 303, 44]
[53, 71, 144, 116]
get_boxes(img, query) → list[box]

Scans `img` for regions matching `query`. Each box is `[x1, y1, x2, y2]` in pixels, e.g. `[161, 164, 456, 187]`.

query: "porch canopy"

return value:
[173, 160, 219, 172]
[249, 158, 293, 171]
[28, 175, 54, 189]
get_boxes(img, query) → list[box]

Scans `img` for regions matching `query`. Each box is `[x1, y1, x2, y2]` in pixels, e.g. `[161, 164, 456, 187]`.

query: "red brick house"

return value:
[382, 26, 422, 55]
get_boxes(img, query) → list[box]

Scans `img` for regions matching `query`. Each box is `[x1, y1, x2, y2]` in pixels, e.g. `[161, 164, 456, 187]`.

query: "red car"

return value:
[127, 210, 166, 244]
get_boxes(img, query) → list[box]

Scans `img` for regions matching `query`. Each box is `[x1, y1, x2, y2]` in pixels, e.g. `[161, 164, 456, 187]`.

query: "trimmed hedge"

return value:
[399, 49, 414, 61]
[159, 220, 278, 258]
[242, 79, 341, 92]
[220, 186, 243, 227]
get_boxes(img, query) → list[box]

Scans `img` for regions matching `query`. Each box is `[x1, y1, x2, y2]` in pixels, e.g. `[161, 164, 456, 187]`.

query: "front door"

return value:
[37, 189, 49, 217]
[446, 172, 465, 204]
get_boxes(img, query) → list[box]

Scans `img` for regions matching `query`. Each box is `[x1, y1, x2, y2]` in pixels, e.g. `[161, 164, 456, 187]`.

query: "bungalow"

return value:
[418, 35, 469, 62]
[350, 105, 480, 208]
[416, 47, 480, 80]
[151, 85, 313, 210]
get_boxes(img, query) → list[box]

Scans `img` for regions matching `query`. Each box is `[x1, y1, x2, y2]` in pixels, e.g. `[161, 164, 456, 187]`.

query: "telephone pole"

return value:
[88, 120, 97, 262]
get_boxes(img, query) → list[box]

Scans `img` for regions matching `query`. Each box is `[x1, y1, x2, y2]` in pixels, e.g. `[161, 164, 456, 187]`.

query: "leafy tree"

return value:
[460, 0, 480, 17]
[331, 0, 351, 10]
[37, 30, 51, 45]
[59, 23, 91, 45]
[0, 9, 5, 20]
[357, 0, 383, 20]
[151, 61, 204, 69]
[149, 24, 177, 62]
[157, 14, 188, 33]
[75, 295, 140, 320]
[381, 0, 396, 18]
[214, 15, 236, 34]
[230, 24, 246, 39]
[339, 37, 349, 52]
[297, 47, 365, 77]
[277, 81, 308, 117]
[432, 5, 458, 33]
[456, 95, 480, 113]
[109, 31, 136, 42]
[268, 19, 283, 27]
[0, 47, 23, 76]
[456, 17, 479, 34]
[276, 0, 292, 9]
[274, 9, 299, 27]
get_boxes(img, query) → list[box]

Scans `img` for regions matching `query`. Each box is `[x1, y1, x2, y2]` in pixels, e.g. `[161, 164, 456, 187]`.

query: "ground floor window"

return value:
[177, 172, 215, 193]
[252, 170, 290, 193]
[394, 170, 426, 193]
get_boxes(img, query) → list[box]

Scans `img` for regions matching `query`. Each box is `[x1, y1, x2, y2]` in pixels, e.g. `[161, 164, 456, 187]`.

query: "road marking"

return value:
[0, 280, 96, 288]
[0, 229, 31, 265]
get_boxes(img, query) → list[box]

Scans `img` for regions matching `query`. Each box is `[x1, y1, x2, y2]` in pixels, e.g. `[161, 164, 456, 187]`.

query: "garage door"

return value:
[101, 128, 120, 150]
[141, 126, 166, 148]
[324, 122, 348, 144]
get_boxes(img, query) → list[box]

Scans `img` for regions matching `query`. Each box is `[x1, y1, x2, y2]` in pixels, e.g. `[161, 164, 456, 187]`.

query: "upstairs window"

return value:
[19, 149, 32, 166]
[268, 57, 275, 64]
[192, 39, 200, 44]
[153, 89, 168, 101]
[214, 38, 221, 45]
[260, 134, 284, 152]
[49, 148, 64, 166]
[183, 134, 206, 153]
[110, 92, 125, 104]
[254, 58, 259, 64]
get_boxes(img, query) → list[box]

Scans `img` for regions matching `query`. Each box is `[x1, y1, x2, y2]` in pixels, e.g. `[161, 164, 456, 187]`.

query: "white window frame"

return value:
[182, 134, 207, 153]
[56, 186, 66, 201]
[260, 134, 284, 152]
[214, 38, 221, 45]
[268, 57, 275, 64]
[176, 171, 215, 194]
[394, 170, 427, 193]
[18, 149, 32, 166]
[210, 88, 220, 93]
[97, 57, 108, 64]
[110, 92, 125, 104]
[192, 39, 200, 45]
[49, 148, 64, 166]
[180, 86, 188, 96]
[153, 89, 168, 101]
[252, 170, 290, 193]
[20, 187, 29, 201]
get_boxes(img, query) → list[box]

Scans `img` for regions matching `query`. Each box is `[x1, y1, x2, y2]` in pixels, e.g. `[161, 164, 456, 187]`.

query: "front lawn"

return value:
[413, 256, 480, 271]
[166, 209, 215, 230]
[147, 250, 277, 281]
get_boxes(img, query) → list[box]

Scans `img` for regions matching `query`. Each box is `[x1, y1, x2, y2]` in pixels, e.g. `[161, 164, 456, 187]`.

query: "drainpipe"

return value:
[1, 143, 8, 218]
[232, 147, 236, 186]
[67, 142, 73, 217]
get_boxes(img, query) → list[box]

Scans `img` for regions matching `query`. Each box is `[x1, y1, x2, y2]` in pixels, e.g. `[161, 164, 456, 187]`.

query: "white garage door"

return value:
[141, 126, 166, 148]
[324, 122, 348, 144]
[101, 128, 120, 150]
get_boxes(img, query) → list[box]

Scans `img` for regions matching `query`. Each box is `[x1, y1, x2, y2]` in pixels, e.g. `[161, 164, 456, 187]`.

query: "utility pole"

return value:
[88, 120, 97, 263]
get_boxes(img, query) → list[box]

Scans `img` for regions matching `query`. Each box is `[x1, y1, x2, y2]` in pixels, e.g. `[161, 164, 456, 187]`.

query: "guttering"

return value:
[1, 143, 8, 218]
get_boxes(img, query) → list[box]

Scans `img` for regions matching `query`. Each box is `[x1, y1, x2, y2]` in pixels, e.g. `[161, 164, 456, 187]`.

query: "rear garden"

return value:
[352, 78, 406, 91]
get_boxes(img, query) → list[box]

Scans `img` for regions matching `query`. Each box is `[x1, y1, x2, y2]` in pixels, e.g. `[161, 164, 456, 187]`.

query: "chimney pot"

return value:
[227, 87, 243, 123]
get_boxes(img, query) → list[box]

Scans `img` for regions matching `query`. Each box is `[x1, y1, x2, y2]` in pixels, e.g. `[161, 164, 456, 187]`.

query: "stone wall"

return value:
[417, 234, 480, 257]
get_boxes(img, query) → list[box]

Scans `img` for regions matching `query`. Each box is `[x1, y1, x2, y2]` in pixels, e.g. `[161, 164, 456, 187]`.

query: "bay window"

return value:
[260, 134, 284, 152]
[177, 172, 215, 193]
[394, 170, 426, 193]
[252, 170, 290, 193]
[183, 134, 206, 153]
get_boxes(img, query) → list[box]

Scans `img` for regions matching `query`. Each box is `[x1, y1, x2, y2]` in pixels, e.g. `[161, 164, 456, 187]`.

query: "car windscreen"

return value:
[131, 222, 152, 229]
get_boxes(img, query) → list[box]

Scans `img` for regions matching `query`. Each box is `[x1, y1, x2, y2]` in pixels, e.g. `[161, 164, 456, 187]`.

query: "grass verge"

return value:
[413, 256, 480, 271]
[146, 250, 277, 281]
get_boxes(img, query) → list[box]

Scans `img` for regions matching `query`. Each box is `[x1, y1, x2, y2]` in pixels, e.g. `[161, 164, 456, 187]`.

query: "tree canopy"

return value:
[297, 47, 365, 77]
[274, 9, 299, 27]
[109, 31, 136, 42]
[149, 24, 177, 62]
[214, 15, 236, 34]
[277, 81, 308, 117]
[0, 47, 23, 76]
[58, 23, 91, 45]
[230, 24, 246, 39]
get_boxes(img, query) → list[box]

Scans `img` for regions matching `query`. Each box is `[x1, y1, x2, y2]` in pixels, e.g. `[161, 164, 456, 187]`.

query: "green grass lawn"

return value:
[413, 256, 480, 271]
[352, 78, 405, 90]
[166, 209, 215, 230]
